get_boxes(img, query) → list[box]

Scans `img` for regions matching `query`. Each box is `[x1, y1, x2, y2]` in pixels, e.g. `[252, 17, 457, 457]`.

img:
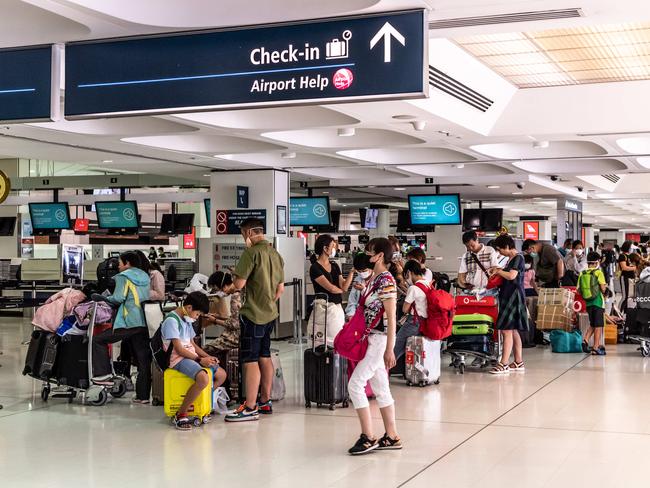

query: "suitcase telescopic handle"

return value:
[313, 292, 329, 353]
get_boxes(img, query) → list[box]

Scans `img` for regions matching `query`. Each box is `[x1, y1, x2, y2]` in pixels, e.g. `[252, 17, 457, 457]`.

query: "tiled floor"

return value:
[1, 316, 648, 487]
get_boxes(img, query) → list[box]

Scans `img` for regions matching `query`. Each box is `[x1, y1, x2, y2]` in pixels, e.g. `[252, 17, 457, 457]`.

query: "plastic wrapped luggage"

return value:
[452, 314, 493, 335]
[304, 293, 348, 410]
[270, 349, 286, 402]
[404, 336, 440, 386]
[164, 367, 213, 422]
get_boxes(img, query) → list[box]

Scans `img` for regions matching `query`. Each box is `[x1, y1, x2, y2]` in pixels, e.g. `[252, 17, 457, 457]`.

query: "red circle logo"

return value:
[333, 68, 354, 90]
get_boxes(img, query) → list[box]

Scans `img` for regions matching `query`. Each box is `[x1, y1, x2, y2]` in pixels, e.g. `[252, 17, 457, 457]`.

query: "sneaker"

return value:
[224, 403, 259, 422]
[258, 400, 273, 415]
[377, 433, 403, 451]
[348, 434, 378, 455]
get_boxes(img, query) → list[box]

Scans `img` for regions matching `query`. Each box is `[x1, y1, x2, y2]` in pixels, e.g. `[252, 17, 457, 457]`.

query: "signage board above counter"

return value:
[0, 45, 60, 123]
[64, 9, 426, 117]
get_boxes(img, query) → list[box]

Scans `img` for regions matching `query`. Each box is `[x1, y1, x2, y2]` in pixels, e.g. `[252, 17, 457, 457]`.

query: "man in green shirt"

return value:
[225, 218, 285, 422]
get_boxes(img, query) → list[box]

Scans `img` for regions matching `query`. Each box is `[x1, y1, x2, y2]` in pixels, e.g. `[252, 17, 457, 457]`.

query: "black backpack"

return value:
[150, 313, 183, 371]
[432, 272, 452, 293]
[96, 257, 120, 293]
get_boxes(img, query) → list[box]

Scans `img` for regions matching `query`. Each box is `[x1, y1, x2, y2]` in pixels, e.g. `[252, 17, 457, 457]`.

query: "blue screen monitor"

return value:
[290, 197, 331, 226]
[204, 198, 211, 227]
[95, 201, 139, 230]
[29, 202, 71, 232]
[408, 194, 461, 226]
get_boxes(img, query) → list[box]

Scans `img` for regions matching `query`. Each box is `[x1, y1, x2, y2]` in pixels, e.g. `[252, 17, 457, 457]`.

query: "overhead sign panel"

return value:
[65, 10, 426, 117]
[0, 46, 59, 122]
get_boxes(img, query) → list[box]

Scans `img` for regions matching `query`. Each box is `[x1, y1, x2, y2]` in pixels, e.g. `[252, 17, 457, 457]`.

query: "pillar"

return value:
[0, 159, 19, 258]
[370, 209, 390, 238]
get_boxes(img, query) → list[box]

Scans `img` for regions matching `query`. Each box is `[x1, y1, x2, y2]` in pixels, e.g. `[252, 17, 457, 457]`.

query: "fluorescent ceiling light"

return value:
[394, 187, 406, 191]
[281, 151, 296, 159]
[512, 191, 523, 195]
[486, 185, 500, 189]
[103, 159, 113, 163]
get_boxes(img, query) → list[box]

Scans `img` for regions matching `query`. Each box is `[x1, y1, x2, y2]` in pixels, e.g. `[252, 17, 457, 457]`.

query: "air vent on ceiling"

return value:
[429, 8, 584, 30]
[429, 66, 494, 112]
[601, 174, 621, 184]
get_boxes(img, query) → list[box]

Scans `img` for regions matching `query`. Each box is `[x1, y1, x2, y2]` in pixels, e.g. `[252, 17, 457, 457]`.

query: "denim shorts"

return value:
[239, 315, 275, 363]
[172, 358, 218, 380]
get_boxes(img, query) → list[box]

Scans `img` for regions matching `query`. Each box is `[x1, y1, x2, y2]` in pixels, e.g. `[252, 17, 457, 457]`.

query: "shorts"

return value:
[172, 358, 218, 380]
[587, 305, 605, 328]
[240, 315, 275, 363]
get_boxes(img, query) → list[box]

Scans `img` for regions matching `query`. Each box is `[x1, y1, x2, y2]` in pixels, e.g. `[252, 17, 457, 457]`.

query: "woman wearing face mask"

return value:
[563, 240, 587, 286]
[309, 234, 355, 345]
[345, 252, 374, 320]
[202, 271, 241, 355]
[523, 254, 539, 297]
[393, 260, 430, 361]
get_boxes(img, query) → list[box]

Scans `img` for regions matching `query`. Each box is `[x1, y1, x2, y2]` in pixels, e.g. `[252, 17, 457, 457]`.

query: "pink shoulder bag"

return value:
[334, 280, 384, 361]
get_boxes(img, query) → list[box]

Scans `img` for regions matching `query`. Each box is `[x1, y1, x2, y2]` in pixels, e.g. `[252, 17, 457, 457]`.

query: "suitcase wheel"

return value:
[434, 379, 440, 385]
[329, 404, 335, 411]
[459, 364, 465, 375]
[419, 381, 427, 387]
[193, 418, 202, 427]
[41, 385, 50, 402]
[317, 403, 322, 408]
[342, 400, 349, 408]
[641, 345, 650, 357]
[406, 380, 412, 387]
[152, 398, 162, 406]
[110, 380, 127, 398]
[304, 401, 311, 408]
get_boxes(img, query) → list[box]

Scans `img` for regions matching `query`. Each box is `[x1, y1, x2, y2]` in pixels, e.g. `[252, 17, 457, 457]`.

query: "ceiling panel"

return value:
[261, 128, 426, 148]
[513, 158, 626, 174]
[217, 152, 353, 168]
[121, 134, 285, 154]
[397, 163, 513, 177]
[30, 117, 198, 136]
[471, 140, 607, 159]
[338, 147, 474, 164]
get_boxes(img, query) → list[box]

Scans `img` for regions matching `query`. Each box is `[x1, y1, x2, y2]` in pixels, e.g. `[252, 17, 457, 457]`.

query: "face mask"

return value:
[525, 264, 532, 270]
[392, 251, 402, 261]
[358, 270, 372, 279]
[576, 249, 584, 257]
[329, 248, 337, 259]
[215, 290, 227, 298]
[529, 252, 538, 258]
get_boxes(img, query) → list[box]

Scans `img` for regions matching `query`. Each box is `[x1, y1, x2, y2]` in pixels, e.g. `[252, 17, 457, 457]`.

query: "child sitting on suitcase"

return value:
[579, 252, 608, 356]
[393, 261, 430, 361]
[161, 291, 227, 430]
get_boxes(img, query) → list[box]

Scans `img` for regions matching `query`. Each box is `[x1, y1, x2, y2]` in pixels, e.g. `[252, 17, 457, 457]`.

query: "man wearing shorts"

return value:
[225, 218, 285, 422]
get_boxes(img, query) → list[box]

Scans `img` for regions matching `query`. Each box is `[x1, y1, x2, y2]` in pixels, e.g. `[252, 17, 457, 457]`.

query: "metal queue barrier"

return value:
[284, 278, 306, 345]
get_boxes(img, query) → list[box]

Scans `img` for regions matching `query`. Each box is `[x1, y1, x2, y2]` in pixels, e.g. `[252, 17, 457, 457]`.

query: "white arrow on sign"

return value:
[369, 22, 406, 63]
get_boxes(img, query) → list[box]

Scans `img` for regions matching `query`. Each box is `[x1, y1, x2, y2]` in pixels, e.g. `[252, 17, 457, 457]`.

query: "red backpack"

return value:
[411, 282, 455, 340]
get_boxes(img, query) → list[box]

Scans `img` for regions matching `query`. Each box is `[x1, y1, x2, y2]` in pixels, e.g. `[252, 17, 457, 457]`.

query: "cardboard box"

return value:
[605, 321, 618, 345]
[538, 304, 574, 330]
[539, 288, 574, 308]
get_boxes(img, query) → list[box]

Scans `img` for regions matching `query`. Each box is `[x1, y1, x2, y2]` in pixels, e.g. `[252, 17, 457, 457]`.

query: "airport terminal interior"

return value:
[6, 0, 650, 486]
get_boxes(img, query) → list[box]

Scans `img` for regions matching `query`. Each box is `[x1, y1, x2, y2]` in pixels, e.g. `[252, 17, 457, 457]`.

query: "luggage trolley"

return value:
[39, 299, 128, 406]
[444, 292, 501, 374]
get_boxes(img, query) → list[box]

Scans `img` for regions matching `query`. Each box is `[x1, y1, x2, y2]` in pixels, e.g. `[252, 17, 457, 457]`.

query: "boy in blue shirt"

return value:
[162, 291, 227, 430]
[579, 252, 608, 355]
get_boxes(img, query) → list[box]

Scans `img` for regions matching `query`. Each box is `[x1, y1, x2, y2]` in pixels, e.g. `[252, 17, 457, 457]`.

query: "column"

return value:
[0, 159, 19, 258]
[370, 209, 389, 238]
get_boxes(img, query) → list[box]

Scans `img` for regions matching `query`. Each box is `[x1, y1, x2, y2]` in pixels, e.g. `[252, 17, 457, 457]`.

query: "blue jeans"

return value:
[394, 315, 420, 361]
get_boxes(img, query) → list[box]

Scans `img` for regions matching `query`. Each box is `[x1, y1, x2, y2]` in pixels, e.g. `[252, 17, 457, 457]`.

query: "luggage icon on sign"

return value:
[326, 30, 352, 60]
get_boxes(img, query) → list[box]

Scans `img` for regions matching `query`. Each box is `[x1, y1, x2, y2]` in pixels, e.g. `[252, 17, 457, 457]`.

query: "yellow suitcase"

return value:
[163, 367, 213, 423]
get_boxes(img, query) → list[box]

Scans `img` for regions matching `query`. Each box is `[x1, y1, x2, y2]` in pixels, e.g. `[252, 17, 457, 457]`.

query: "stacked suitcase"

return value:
[404, 336, 441, 386]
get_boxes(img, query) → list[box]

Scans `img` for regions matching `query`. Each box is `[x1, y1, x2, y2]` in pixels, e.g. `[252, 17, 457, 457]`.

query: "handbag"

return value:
[334, 280, 385, 361]
[472, 253, 503, 290]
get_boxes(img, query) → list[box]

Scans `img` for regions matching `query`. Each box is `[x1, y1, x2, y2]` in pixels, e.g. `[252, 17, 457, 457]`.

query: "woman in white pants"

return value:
[309, 234, 355, 345]
[347, 237, 402, 455]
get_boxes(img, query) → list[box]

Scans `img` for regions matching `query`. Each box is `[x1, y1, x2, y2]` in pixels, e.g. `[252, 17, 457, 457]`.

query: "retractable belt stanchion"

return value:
[287, 278, 306, 345]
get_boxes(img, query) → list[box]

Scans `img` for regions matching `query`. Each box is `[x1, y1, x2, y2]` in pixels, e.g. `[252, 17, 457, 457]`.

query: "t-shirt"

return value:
[582, 268, 606, 309]
[405, 279, 430, 318]
[459, 244, 500, 289]
[523, 269, 536, 290]
[617, 253, 636, 280]
[423, 267, 433, 283]
[234, 240, 285, 325]
[309, 261, 343, 305]
[537, 243, 561, 282]
[363, 271, 397, 333]
[161, 311, 196, 368]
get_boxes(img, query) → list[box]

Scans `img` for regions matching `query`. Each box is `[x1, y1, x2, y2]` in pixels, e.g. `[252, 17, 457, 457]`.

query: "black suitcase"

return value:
[304, 293, 348, 410]
[23, 329, 59, 379]
[55, 335, 91, 389]
[446, 334, 491, 355]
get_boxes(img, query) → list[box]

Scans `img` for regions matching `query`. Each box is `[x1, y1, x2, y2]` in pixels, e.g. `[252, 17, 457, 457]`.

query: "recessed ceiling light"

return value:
[367, 185, 376, 188]
[392, 115, 417, 120]
[103, 159, 113, 163]
[486, 185, 500, 189]
[532, 141, 549, 149]
[454, 163, 465, 169]
[323, 191, 329, 194]
[203, 174, 210, 177]
[342, 204, 348, 207]
[512, 191, 523, 195]
[394, 187, 406, 191]
[337, 127, 355, 137]
[532, 197, 543, 200]
[281, 151, 296, 159]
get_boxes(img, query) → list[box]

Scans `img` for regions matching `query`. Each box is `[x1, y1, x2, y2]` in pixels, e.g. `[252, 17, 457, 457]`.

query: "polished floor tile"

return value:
[1, 316, 648, 487]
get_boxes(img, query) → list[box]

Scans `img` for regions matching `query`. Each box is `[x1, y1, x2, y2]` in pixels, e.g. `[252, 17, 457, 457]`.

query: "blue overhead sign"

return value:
[64, 10, 426, 117]
[409, 194, 462, 226]
[0, 46, 58, 122]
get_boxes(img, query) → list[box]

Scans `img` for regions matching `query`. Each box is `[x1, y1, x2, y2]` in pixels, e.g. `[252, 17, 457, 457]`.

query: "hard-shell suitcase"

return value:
[23, 329, 58, 379]
[455, 295, 498, 324]
[164, 367, 213, 422]
[405, 336, 441, 386]
[304, 294, 348, 410]
[446, 335, 491, 355]
[452, 314, 493, 335]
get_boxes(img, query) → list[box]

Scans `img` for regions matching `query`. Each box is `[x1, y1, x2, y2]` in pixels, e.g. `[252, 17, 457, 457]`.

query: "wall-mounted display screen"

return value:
[95, 201, 139, 229]
[29, 203, 71, 231]
[480, 208, 503, 232]
[204, 198, 211, 227]
[160, 213, 195, 235]
[290, 197, 331, 226]
[359, 208, 379, 229]
[0, 216, 17, 236]
[462, 209, 481, 231]
[408, 194, 461, 226]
